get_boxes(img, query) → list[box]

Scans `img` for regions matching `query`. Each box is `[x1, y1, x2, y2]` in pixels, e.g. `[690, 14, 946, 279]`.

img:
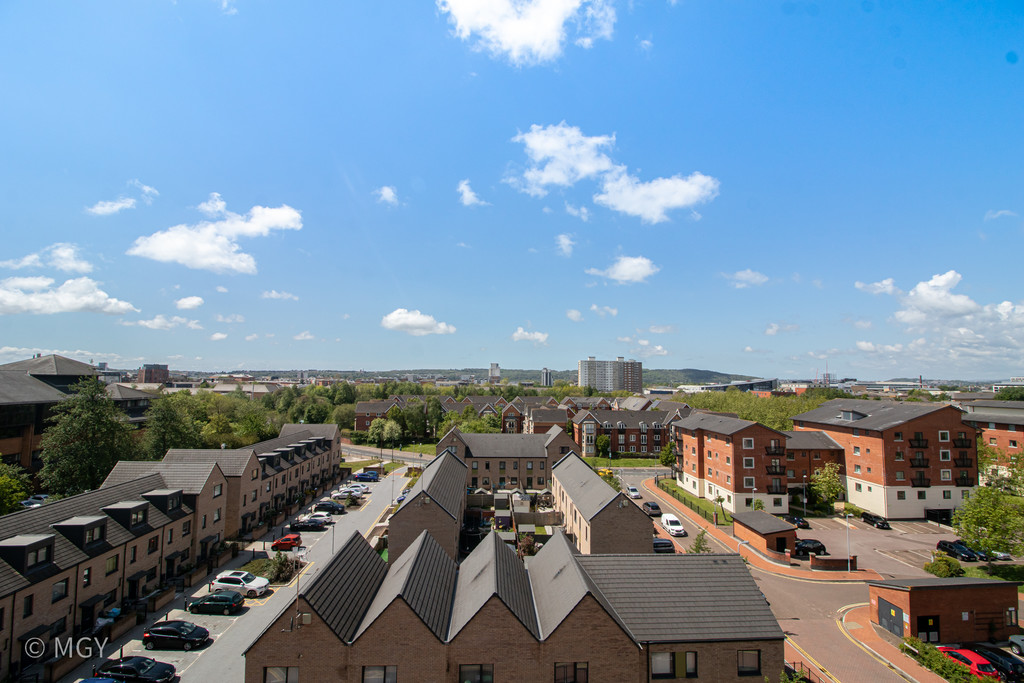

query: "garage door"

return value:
[878, 597, 904, 638]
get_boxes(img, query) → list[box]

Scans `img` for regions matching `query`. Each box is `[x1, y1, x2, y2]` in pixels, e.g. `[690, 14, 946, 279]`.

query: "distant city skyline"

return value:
[2, 3, 1022, 378]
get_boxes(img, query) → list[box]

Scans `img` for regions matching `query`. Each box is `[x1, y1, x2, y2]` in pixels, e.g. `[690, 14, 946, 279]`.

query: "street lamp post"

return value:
[802, 475, 807, 517]
[846, 513, 853, 572]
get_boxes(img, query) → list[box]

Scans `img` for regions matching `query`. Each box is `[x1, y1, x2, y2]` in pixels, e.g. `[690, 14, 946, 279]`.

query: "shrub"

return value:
[842, 502, 865, 518]
[924, 555, 965, 578]
[900, 637, 974, 683]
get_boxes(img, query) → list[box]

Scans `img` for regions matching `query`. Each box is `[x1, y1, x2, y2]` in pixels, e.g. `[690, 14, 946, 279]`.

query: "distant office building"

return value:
[138, 364, 169, 384]
[541, 367, 553, 387]
[577, 356, 642, 393]
[489, 362, 500, 384]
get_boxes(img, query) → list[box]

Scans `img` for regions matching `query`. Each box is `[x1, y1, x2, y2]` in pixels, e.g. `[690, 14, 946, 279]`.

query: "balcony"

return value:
[764, 445, 786, 456]
[909, 438, 928, 448]
[766, 464, 786, 475]
[909, 458, 929, 468]
[910, 477, 931, 488]
[953, 457, 973, 467]
[955, 476, 976, 487]
[766, 484, 788, 495]
[952, 438, 972, 448]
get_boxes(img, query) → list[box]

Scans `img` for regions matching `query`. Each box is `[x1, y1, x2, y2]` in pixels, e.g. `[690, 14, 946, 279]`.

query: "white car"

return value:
[19, 494, 49, 508]
[333, 487, 361, 500]
[625, 485, 641, 499]
[307, 511, 333, 525]
[211, 570, 269, 598]
[660, 514, 688, 538]
[348, 483, 370, 493]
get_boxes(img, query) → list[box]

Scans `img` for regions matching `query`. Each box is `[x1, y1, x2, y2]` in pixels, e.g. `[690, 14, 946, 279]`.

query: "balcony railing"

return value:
[953, 457, 973, 467]
[953, 438, 972, 448]
[766, 464, 786, 475]
[764, 445, 786, 456]
[909, 438, 928, 448]
[909, 458, 929, 468]
[766, 484, 788, 495]
[910, 477, 931, 488]
[955, 476, 976, 487]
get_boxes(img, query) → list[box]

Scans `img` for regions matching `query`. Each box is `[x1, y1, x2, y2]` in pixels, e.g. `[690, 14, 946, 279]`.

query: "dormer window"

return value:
[84, 525, 105, 544]
[130, 509, 147, 527]
[168, 495, 180, 511]
[27, 545, 50, 568]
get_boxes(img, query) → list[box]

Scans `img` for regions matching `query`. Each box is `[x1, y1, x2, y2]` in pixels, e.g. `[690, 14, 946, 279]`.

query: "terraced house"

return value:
[573, 409, 686, 458]
[436, 426, 578, 492]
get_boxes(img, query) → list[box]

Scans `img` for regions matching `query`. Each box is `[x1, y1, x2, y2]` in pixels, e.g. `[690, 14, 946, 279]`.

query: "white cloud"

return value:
[764, 322, 798, 336]
[210, 332, 228, 341]
[437, 0, 615, 66]
[564, 203, 589, 221]
[556, 233, 575, 257]
[511, 122, 615, 196]
[245, 333, 259, 341]
[216, 313, 244, 323]
[853, 319, 873, 329]
[566, 308, 584, 322]
[129, 179, 159, 203]
[631, 339, 668, 357]
[593, 167, 719, 224]
[893, 270, 979, 325]
[856, 340, 904, 353]
[0, 243, 92, 274]
[456, 242, 471, 249]
[175, 296, 204, 310]
[86, 197, 136, 216]
[984, 209, 1017, 221]
[376, 186, 398, 205]
[294, 331, 315, 341]
[589, 304, 618, 317]
[639, 38, 652, 51]
[648, 324, 675, 334]
[616, 335, 633, 343]
[855, 277, 899, 295]
[744, 346, 754, 353]
[511, 326, 549, 344]
[725, 269, 769, 289]
[381, 308, 456, 336]
[457, 179, 489, 206]
[216, 286, 229, 293]
[0, 276, 137, 315]
[261, 290, 299, 301]
[127, 193, 302, 274]
[586, 255, 659, 284]
[125, 314, 202, 331]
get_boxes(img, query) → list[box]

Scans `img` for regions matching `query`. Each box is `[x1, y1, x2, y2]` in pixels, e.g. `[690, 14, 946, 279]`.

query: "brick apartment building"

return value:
[436, 426, 578, 491]
[572, 409, 681, 458]
[388, 451, 466, 562]
[243, 528, 784, 683]
[577, 356, 643, 393]
[354, 400, 400, 431]
[792, 399, 979, 520]
[137, 364, 169, 384]
[961, 400, 1024, 477]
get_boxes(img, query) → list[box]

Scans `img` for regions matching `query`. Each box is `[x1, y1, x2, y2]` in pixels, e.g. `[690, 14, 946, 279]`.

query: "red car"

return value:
[271, 533, 302, 551]
[938, 647, 1000, 679]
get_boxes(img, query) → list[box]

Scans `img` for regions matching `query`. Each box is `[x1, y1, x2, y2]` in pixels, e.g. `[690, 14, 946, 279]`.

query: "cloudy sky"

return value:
[1, 2, 1022, 379]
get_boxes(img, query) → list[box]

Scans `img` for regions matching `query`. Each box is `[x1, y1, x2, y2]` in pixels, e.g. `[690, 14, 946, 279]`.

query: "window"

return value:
[743, 477, 755, 488]
[853, 428, 859, 437]
[471, 461, 478, 470]
[773, 498, 782, 507]
[167, 528, 173, 544]
[105, 555, 119, 575]
[895, 451, 904, 461]
[918, 491, 926, 500]
[213, 483, 223, 498]
[742, 438, 754, 449]
[202, 514, 207, 529]
[854, 465, 861, 474]
[27, 545, 50, 568]
[1012, 441, 1019, 449]
[52, 578, 68, 603]
[554, 662, 588, 683]
[540, 462, 545, 470]
[148, 536, 159, 554]
[499, 461, 506, 471]
[1007, 607, 1018, 626]
[738, 650, 761, 676]
[130, 509, 146, 526]
[85, 525, 104, 544]
[855, 483, 862, 492]
[684, 651, 698, 678]
[940, 470, 951, 481]
[214, 508, 222, 522]
[743, 457, 754, 469]
[252, 489, 258, 502]
[527, 462, 533, 470]
[50, 616, 66, 637]
[897, 490, 906, 500]
[264, 667, 299, 683]
[990, 438, 997, 446]
[940, 450, 951, 461]
[787, 469, 795, 478]
[853, 446, 860, 456]
[538, 477, 545, 486]
[894, 432, 903, 441]
[651, 652, 674, 678]
[83, 567, 91, 587]
[362, 666, 397, 683]
[513, 461, 518, 469]
[943, 490, 952, 500]
[629, 434, 636, 442]
[129, 546, 137, 563]
[183, 520, 191, 537]
[939, 431, 950, 442]
[458, 664, 493, 683]
[23, 594, 32, 618]
[896, 472, 905, 481]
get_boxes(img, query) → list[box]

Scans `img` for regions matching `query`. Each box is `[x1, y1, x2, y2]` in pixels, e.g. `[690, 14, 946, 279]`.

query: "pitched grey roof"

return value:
[731, 511, 796, 535]
[102, 460, 221, 495]
[576, 553, 784, 643]
[792, 399, 952, 432]
[572, 409, 671, 428]
[781, 430, 843, 450]
[249, 430, 317, 455]
[280, 423, 338, 440]
[0, 354, 98, 376]
[963, 411, 1024, 427]
[355, 400, 399, 414]
[868, 577, 1022, 590]
[551, 453, 618, 521]
[542, 425, 570, 447]
[0, 372, 68, 405]
[965, 400, 1024, 410]
[669, 412, 762, 436]
[448, 532, 539, 640]
[105, 384, 157, 400]
[163, 448, 256, 477]
[458, 431, 565, 459]
[356, 530, 456, 641]
[615, 396, 652, 411]
[527, 408, 569, 423]
[396, 451, 467, 520]
[303, 530, 388, 643]
[651, 400, 692, 415]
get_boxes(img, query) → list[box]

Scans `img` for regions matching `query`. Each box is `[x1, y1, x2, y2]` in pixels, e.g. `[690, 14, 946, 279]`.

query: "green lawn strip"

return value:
[238, 558, 274, 580]
[658, 479, 733, 524]
[399, 444, 436, 455]
[342, 459, 381, 472]
[963, 564, 1024, 592]
[583, 456, 665, 468]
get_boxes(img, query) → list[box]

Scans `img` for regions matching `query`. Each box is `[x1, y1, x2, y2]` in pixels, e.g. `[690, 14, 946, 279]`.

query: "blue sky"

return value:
[1, 1, 1022, 380]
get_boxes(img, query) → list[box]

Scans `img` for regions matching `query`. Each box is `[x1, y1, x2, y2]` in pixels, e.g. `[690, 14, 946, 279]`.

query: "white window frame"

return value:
[938, 430, 950, 442]
[743, 457, 755, 469]
[743, 476, 755, 488]
[939, 450, 951, 461]
[940, 469, 952, 481]
[742, 438, 754, 450]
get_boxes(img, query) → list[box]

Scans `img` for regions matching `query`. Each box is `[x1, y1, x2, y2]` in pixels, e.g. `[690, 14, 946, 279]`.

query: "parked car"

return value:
[781, 514, 810, 529]
[860, 512, 891, 529]
[963, 643, 1024, 681]
[626, 485, 642, 499]
[290, 517, 328, 532]
[348, 483, 370, 493]
[211, 570, 269, 598]
[19, 494, 49, 508]
[653, 538, 675, 553]
[642, 501, 662, 516]
[333, 487, 362, 500]
[793, 539, 827, 557]
[187, 590, 245, 615]
[92, 656, 175, 682]
[1009, 634, 1024, 655]
[355, 471, 380, 482]
[307, 511, 334, 525]
[142, 620, 210, 651]
[396, 495, 407, 503]
[956, 539, 1005, 561]
[271, 533, 303, 551]
[937, 539, 978, 561]
[660, 514, 688, 537]
[313, 500, 347, 515]
[938, 647, 1001, 679]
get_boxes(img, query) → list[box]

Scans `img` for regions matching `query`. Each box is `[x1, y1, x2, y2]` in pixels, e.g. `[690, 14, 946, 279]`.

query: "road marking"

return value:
[786, 637, 840, 682]
[835, 604, 917, 683]
[748, 565, 862, 586]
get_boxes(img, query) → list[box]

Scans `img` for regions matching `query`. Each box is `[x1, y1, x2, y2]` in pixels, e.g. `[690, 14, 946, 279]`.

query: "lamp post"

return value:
[846, 513, 853, 572]
[802, 475, 807, 517]
[753, 487, 757, 509]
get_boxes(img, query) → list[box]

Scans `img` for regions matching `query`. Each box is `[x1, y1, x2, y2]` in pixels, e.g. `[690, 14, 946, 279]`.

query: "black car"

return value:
[642, 501, 662, 516]
[793, 539, 827, 557]
[653, 538, 675, 554]
[937, 539, 978, 561]
[860, 512, 891, 529]
[964, 643, 1024, 682]
[142, 620, 210, 651]
[782, 515, 810, 529]
[313, 500, 347, 515]
[93, 656, 175, 682]
[291, 517, 328, 532]
[955, 539, 991, 561]
[187, 590, 244, 615]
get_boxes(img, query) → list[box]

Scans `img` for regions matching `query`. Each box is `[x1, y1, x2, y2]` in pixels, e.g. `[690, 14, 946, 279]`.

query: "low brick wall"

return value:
[148, 587, 176, 612]
[44, 650, 88, 683]
[810, 554, 857, 571]
[109, 613, 138, 640]
[737, 541, 790, 567]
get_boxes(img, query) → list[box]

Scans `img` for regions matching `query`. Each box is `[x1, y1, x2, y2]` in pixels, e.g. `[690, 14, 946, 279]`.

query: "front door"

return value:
[127, 577, 140, 601]
[775, 537, 787, 552]
[917, 615, 940, 642]
[878, 597, 904, 638]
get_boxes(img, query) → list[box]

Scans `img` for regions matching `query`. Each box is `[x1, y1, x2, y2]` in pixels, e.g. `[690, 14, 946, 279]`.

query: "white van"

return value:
[660, 513, 688, 537]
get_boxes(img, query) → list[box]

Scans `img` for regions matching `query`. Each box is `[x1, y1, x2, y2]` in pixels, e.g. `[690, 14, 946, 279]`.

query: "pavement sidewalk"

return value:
[642, 477, 883, 582]
[839, 604, 948, 683]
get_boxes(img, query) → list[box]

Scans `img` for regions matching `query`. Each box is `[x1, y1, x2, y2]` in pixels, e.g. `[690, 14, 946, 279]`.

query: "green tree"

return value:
[996, 387, 1024, 401]
[39, 377, 139, 496]
[425, 397, 444, 436]
[233, 401, 278, 443]
[141, 392, 204, 460]
[332, 403, 356, 430]
[952, 487, 1024, 564]
[595, 434, 611, 462]
[810, 462, 844, 510]
[752, 499, 765, 511]
[0, 464, 32, 515]
[688, 529, 712, 554]
[303, 401, 330, 424]
[658, 443, 675, 467]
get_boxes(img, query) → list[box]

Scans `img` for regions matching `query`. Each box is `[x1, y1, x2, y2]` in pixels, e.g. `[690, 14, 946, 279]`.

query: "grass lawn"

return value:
[238, 558, 274, 580]
[964, 564, 1024, 592]
[342, 459, 380, 471]
[400, 444, 436, 455]
[584, 456, 667, 468]
[658, 479, 733, 524]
